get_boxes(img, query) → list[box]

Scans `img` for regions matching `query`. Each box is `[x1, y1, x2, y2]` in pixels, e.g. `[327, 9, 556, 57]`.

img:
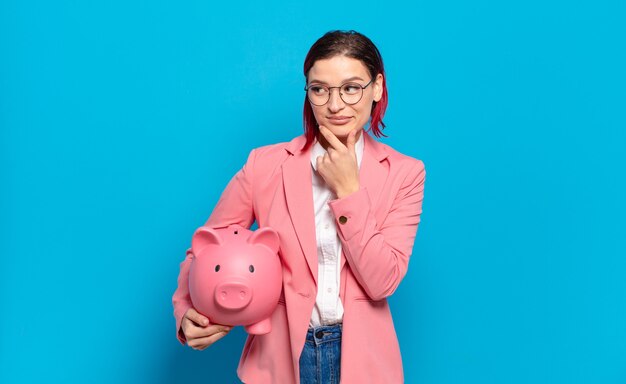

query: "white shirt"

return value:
[309, 133, 364, 327]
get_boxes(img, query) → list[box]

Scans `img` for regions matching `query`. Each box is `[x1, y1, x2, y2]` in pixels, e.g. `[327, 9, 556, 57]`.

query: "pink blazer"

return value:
[172, 132, 425, 383]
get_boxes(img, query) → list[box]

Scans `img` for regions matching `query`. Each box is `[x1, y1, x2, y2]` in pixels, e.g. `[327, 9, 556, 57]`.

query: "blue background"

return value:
[1, 0, 625, 383]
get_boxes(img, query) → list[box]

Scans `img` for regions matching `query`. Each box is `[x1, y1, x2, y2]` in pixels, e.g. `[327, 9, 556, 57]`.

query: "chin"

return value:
[326, 124, 360, 137]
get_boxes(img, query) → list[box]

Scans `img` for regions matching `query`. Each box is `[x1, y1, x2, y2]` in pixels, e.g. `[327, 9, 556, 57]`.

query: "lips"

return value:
[327, 116, 352, 125]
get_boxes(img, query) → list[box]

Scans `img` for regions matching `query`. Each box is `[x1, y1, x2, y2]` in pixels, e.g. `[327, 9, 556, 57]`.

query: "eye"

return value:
[215, 265, 220, 272]
[309, 85, 327, 95]
[342, 83, 361, 94]
[249, 265, 255, 273]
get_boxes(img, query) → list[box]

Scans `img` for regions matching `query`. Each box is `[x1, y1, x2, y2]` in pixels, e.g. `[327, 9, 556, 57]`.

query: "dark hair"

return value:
[302, 30, 388, 151]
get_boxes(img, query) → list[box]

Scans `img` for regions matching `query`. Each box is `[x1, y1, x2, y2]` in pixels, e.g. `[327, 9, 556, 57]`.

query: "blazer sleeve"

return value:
[328, 160, 425, 301]
[171, 149, 257, 344]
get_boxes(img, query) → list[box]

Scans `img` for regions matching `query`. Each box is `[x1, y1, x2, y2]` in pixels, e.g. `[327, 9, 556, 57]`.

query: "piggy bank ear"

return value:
[247, 227, 279, 254]
[192, 227, 222, 255]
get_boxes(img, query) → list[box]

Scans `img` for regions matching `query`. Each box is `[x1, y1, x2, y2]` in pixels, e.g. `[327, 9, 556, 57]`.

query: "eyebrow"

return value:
[307, 76, 365, 85]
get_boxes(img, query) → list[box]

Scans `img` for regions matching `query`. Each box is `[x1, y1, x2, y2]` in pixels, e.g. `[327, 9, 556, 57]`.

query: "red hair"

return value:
[302, 30, 388, 151]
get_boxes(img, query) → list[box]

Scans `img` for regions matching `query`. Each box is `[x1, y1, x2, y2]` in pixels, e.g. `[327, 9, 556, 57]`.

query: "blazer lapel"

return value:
[282, 136, 318, 284]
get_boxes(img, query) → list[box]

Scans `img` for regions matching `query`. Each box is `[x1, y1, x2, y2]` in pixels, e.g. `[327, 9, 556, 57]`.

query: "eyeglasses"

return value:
[304, 79, 373, 106]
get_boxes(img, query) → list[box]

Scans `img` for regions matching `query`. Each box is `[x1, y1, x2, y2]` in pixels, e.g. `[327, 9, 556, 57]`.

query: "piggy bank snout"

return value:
[215, 281, 253, 310]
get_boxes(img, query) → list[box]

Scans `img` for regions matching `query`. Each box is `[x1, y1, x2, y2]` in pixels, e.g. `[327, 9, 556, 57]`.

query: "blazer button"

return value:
[338, 216, 348, 224]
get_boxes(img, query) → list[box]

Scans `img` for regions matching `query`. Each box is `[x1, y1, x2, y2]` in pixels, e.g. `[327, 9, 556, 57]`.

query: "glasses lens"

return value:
[340, 83, 364, 105]
[307, 85, 329, 106]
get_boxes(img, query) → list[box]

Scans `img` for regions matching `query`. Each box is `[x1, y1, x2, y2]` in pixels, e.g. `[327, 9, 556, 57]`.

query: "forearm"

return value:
[329, 166, 425, 300]
[172, 250, 194, 344]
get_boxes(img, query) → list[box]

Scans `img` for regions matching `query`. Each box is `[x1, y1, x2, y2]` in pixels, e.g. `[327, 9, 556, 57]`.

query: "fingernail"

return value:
[202, 319, 209, 325]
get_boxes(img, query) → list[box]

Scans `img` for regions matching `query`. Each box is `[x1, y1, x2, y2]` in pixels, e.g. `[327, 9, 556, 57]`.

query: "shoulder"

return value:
[367, 139, 426, 192]
[385, 143, 424, 168]
[251, 141, 293, 158]
[368, 136, 425, 174]
[243, 135, 305, 169]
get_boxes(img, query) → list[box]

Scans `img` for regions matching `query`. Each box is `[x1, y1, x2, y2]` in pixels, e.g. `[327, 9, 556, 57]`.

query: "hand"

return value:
[181, 308, 232, 351]
[316, 126, 360, 199]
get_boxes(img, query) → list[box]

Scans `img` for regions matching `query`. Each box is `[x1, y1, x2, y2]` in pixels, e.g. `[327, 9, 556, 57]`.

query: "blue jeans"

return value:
[299, 324, 342, 384]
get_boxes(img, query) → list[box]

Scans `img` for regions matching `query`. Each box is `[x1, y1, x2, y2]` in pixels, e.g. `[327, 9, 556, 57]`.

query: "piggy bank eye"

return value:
[215, 265, 221, 272]
[249, 265, 255, 273]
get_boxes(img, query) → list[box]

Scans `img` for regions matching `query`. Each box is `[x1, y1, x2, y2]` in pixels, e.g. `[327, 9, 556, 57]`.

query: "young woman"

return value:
[172, 30, 426, 384]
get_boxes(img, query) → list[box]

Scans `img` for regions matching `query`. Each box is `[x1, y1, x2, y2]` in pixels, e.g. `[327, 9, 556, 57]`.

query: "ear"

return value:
[373, 73, 384, 102]
[247, 227, 280, 254]
[192, 227, 222, 255]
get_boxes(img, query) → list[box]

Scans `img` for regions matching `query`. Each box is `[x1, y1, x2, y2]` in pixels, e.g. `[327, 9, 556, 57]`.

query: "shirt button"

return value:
[327, 287, 332, 293]
[338, 216, 348, 224]
[324, 224, 330, 229]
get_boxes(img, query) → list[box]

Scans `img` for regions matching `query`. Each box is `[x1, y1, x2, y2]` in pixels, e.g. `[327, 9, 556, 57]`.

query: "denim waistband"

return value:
[305, 324, 342, 346]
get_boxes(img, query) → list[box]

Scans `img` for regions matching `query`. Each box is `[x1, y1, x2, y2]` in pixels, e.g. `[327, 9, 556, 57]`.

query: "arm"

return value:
[172, 149, 257, 344]
[328, 161, 425, 301]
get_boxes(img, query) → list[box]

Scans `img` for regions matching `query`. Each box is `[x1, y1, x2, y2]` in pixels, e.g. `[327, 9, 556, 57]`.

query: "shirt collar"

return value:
[310, 131, 365, 171]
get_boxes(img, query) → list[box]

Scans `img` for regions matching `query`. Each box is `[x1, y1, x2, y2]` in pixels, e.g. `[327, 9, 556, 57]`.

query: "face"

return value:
[307, 55, 383, 142]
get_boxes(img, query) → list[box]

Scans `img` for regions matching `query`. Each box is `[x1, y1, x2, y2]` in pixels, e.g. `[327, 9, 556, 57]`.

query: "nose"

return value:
[327, 88, 345, 112]
[215, 282, 252, 310]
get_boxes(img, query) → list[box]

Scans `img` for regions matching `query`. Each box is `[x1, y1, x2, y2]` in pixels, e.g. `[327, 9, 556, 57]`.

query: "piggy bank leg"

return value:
[244, 317, 272, 335]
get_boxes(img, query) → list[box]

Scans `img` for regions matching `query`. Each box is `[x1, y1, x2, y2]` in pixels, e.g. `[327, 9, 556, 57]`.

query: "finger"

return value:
[324, 152, 338, 166]
[189, 330, 230, 350]
[185, 323, 231, 339]
[346, 129, 357, 154]
[319, 125, 346, 151]
[316, 155, 324, 170]
[192, 330, 230, 349]
[328, 148, 340, 162]
[185, 308, 209, 326]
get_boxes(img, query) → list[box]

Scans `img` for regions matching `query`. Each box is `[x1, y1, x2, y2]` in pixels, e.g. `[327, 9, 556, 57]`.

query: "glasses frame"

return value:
[304, 79, 374, 106]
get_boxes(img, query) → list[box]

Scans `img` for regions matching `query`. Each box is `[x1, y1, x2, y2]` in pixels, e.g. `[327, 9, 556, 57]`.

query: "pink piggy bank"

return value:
[188, 225, 281, 335]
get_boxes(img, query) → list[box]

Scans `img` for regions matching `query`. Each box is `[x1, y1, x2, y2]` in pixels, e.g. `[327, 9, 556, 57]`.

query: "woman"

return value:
[172, 30, 426, 384]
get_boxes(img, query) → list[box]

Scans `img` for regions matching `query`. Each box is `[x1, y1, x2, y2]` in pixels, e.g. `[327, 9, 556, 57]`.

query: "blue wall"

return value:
[1, 0, 625, 383]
